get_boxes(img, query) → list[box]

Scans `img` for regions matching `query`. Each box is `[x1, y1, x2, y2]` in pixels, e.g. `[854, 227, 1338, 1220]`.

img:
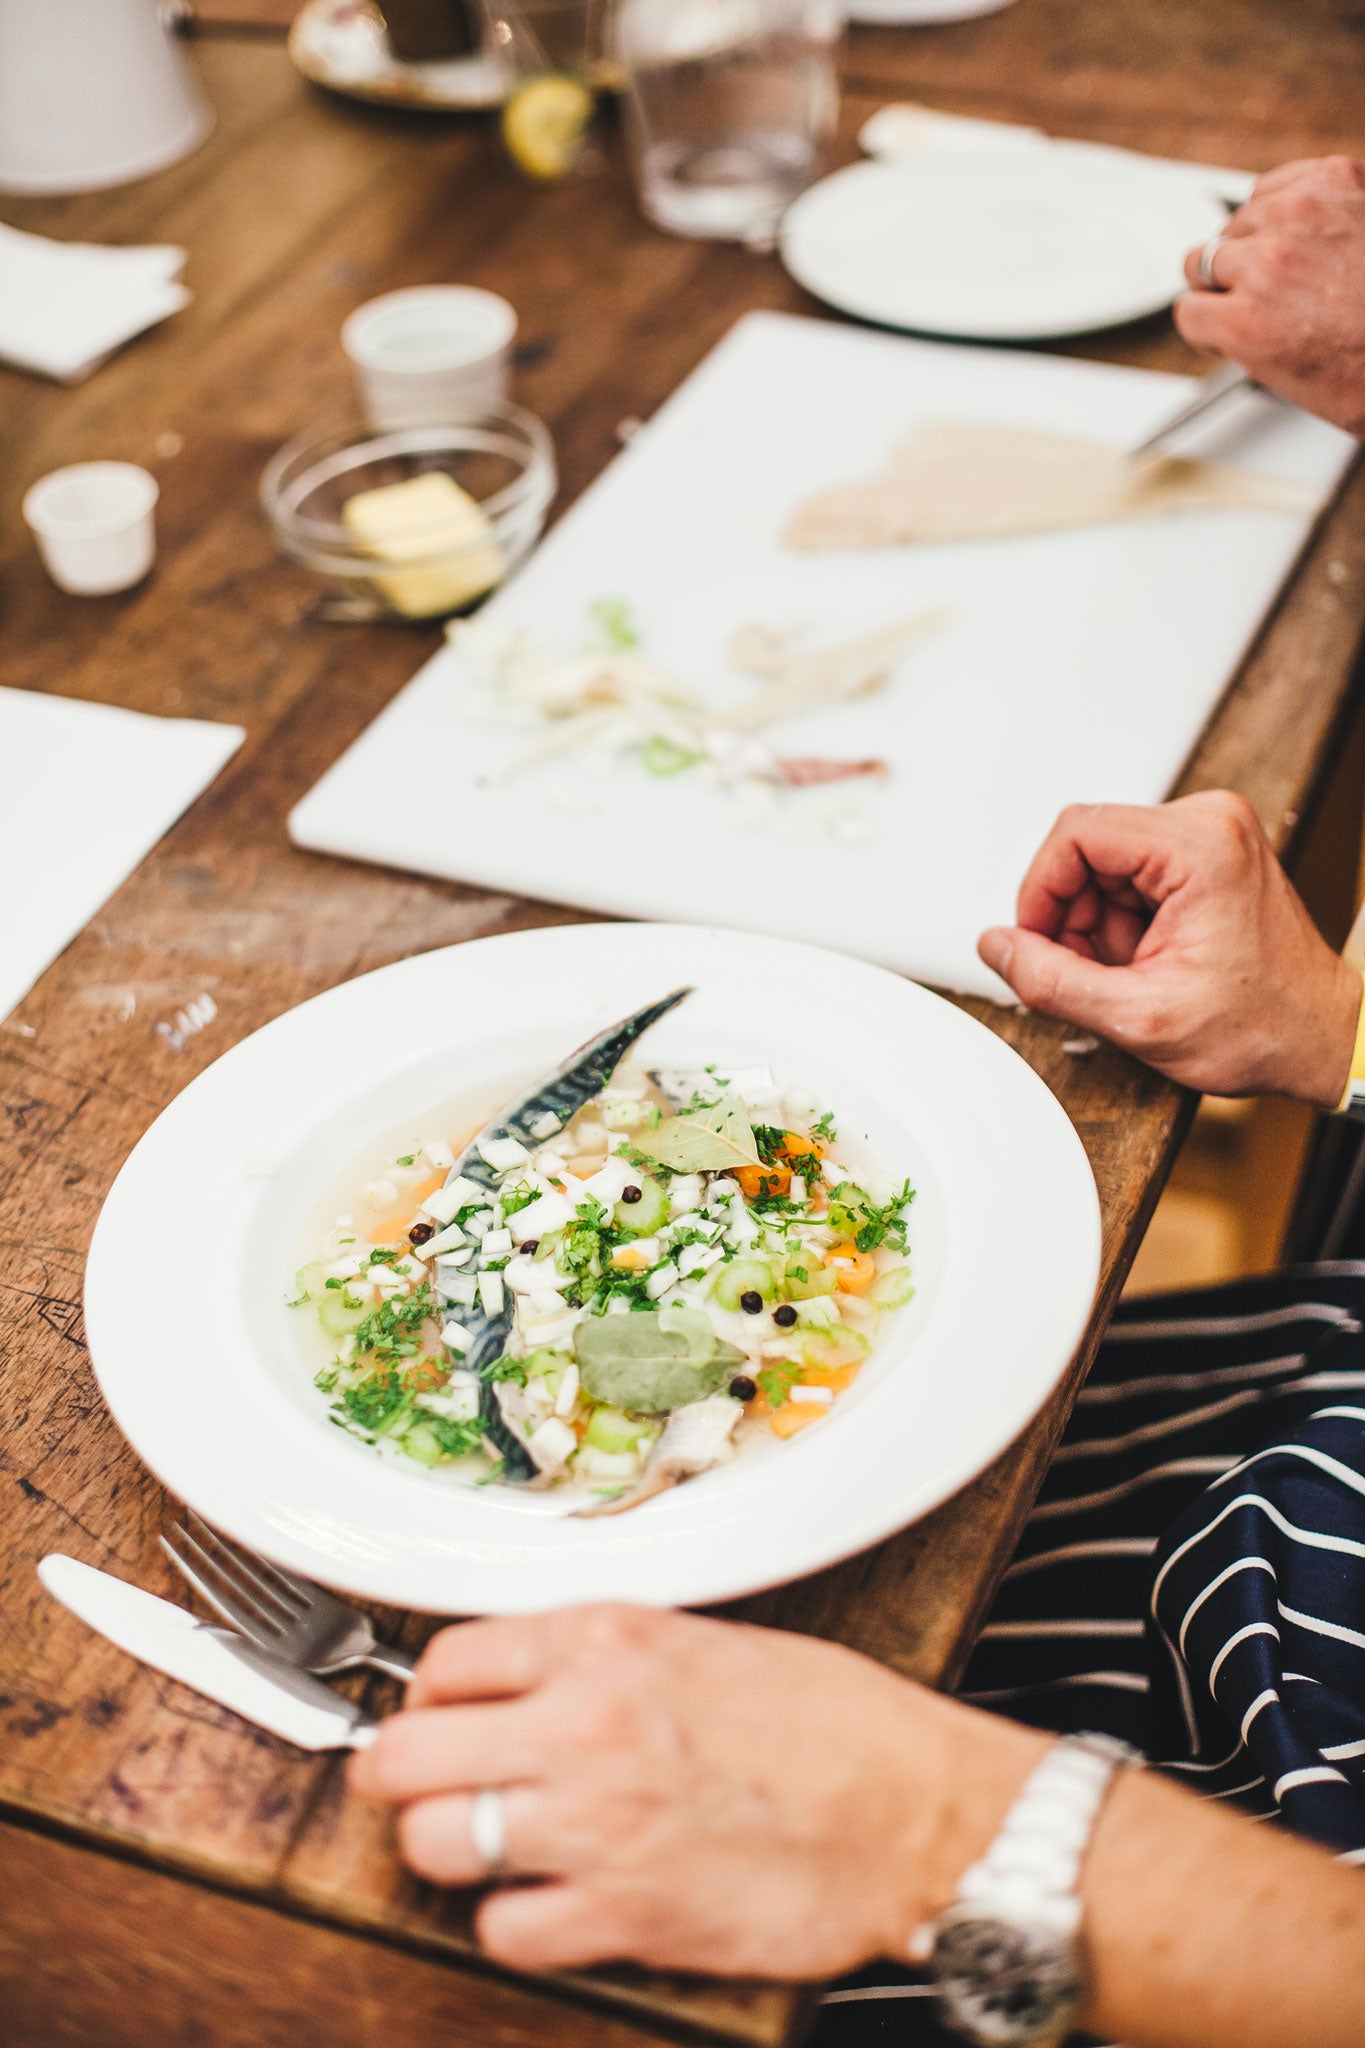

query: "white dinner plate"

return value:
[780, 151, 1230, 340]
[85, 923, 1100, 1615]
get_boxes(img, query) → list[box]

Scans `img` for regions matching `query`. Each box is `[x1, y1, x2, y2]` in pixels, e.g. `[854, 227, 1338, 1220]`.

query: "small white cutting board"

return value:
[290, 312, 1356, 1001]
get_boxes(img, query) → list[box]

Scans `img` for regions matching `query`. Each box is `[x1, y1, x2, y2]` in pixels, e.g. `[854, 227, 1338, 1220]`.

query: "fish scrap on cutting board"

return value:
[785, 421, 1320, 550]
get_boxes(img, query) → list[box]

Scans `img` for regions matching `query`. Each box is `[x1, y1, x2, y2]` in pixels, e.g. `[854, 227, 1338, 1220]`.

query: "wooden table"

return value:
[3, 7, 1364, 2044]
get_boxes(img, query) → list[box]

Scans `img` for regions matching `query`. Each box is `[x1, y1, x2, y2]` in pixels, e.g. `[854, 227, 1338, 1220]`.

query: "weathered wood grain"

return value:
[2, 9, 1364, 2045]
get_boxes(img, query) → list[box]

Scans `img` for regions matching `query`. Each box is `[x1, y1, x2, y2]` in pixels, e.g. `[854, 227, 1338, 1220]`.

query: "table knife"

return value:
[38, 1554, 378, 1751]
[1129, 361, 1257, 460]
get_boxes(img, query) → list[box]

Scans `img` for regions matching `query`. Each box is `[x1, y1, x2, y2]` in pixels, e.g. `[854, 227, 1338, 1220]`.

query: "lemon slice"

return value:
[502, 74, 595, 182]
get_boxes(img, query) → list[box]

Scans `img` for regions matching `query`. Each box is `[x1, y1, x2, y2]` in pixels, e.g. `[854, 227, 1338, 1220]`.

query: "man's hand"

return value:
[977, 792, 1360, 1105]
[1176, 156, 1365, 436]
[350, 1604, 1043, 1977]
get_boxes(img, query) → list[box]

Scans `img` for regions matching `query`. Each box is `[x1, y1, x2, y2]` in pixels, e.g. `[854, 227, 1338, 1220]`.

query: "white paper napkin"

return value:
[0, 689, 243, 1023]
[859, 103, 1256, 207]
[0, 221, 191, 383]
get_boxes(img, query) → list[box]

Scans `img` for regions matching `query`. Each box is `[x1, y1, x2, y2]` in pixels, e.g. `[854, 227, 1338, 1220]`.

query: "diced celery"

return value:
[318, 1290, 371, 1340]
[614, 1174, 670, 1234]
[800, 1325, 869, 1372]
[712, 1258, 777, 1311]
[783, 1250, 839, 1301]
[584, 1406, 655, 1454]
[869, 1265, 915, 1310]
[402, 1422, 446, 1467]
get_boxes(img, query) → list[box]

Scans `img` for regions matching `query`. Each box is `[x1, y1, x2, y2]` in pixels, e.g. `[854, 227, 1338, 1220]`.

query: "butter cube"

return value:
[341, 471, 504, 618]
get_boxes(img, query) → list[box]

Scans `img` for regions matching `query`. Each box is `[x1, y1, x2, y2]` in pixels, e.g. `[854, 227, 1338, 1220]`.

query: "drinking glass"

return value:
[616, 0, 841, 242]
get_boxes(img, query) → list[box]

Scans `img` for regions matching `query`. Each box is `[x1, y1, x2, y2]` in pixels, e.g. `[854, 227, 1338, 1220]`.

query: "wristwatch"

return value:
[909, 1732, 1140, 2048]
[1336, 967, 1365, 1122]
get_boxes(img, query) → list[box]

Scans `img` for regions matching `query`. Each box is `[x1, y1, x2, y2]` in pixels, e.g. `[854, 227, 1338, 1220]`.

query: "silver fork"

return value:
[161, 1513, 416, 1681]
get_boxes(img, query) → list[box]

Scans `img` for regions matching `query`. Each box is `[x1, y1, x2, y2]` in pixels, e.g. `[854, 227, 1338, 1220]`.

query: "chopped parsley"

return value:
[811, 1110, 838, 1143]
[340, 1367, 408, 1434]
[757, 1361, 802, 1409]
[353, 1281, 434, 1365]
[425, 1414, 487, 1459]
[396, 1154, 416, 1168]
[590, 596, 641, 652]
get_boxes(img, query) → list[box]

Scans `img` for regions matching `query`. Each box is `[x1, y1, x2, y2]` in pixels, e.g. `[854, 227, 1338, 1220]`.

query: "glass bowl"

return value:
[260, 403, 556, 623]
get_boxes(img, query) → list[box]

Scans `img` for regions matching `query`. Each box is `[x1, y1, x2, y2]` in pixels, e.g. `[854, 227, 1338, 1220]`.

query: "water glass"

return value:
[617, 0, 841, 242]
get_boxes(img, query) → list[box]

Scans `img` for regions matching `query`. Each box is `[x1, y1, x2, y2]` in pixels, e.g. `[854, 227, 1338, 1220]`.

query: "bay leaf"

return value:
[634, 1094, 761, 1174]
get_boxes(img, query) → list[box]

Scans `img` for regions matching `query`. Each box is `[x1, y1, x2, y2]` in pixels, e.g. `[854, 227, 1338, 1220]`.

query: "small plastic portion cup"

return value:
[22, 461, 159, 596]
[341, 286, 518, 429]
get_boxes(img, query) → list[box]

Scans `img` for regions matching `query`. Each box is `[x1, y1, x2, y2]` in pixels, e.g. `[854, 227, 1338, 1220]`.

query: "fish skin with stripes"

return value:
[814, 1264, 1365, 2047]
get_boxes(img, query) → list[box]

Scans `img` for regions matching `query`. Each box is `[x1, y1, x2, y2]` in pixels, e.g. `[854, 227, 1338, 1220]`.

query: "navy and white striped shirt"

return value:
[817, 1264, 1365, 2046]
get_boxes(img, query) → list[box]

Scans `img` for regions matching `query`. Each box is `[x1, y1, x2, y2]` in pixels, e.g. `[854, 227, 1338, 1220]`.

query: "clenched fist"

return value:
[977, 792, 1361, 1105]
[1178, 155, 1365, 437]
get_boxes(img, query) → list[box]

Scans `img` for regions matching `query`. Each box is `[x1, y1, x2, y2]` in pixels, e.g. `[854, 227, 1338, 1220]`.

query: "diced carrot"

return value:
[611, 1245, 650, 1272]
[823, 1241, 877, 1294]
[780, 1131, 825, 1161]
[737, 1162, 791, 1200]
[404, 1359, 446, 1393]
[771, 1403, 825, 1438]
[799, 1363, 862, 1394]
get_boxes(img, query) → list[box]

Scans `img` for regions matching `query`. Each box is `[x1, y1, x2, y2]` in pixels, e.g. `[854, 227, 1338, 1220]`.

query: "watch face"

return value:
[933, 1913, 1081, 2047]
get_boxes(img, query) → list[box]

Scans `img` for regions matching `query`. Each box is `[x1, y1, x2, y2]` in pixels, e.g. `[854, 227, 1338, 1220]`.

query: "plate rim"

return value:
[84, 922, 1102, 1613]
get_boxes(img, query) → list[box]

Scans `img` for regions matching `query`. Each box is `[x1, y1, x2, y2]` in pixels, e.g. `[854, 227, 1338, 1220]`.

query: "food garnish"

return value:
[291, 999, 916, 1515]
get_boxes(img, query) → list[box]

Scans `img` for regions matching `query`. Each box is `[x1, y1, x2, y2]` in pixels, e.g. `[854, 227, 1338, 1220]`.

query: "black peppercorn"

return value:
[621, 1184, 643, 1204]
[729, 1375, 757, 1402]
[739, 1289, 764, 1314]
[519, 1239, 540, 1256]
[408, 1222, 435, 1246]
[773, 1303, 798, 1328]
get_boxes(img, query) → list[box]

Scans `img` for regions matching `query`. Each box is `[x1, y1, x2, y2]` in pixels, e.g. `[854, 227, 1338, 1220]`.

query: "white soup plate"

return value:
[85, 923, 1101, 1614]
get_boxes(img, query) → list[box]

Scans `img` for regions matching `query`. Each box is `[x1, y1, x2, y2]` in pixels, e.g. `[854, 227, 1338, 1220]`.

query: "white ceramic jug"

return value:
[0, 0, 212, 195]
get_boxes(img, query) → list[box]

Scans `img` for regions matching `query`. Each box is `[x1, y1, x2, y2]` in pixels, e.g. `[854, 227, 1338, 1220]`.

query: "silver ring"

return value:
[470, 1786, 511, 1878]
[1197, 232, 1228, 291]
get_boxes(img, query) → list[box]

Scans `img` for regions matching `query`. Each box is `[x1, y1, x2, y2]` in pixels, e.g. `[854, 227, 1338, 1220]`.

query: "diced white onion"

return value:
[421, 1136, 455, 1172]
[506, 1187, 574, 1242]
[645, 1261, 679, 1299]
[479, 1135, 530, 1173]
[463, 1209, 494, 1239]
[418, 1370, 480, 1422]
[324, 1255, 363, 1281]
[478, 1269, 505, 1317]
[443, 1174, 489, 1209]
[678, 1242, 724, 1277]
[415, 1219, 469, 1261]
[440, 1272, 479, 1308]
[668, 1174, 705, 1215]
[789, 1384, 834, 1406]
[440, 1320, 471, 1354]
[527, 1415, 577, 1471]
[420, 1184, 466, 1227]
[529, 1287, 569, 1318]
[362, 1174, 400, 1209]
[789, 1175, 807, 1205]
[522, 1311, 579, 1348]
[529, 1110, 562, 1141]
[581, 1156, 636, 1207]
[554, 1362, 580, 1417]
[480, 1227, 514, 1259]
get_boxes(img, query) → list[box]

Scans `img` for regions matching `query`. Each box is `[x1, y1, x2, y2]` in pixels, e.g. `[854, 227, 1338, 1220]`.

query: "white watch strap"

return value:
[911, 1732, 1140, 1962]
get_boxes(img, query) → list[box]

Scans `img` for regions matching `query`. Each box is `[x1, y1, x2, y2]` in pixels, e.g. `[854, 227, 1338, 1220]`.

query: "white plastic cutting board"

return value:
[290, 312, 1356, 1001]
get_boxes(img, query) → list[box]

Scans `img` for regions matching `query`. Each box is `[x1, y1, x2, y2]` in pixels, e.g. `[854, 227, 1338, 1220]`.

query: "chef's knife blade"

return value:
[38, 1554, 377, 1751]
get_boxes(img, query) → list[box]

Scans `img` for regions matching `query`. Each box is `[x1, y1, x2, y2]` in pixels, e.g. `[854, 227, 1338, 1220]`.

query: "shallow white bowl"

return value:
[85, 924, 1100, 1614]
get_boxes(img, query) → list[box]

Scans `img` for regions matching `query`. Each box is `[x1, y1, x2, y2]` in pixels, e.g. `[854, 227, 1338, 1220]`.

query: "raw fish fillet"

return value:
[785, 422, 1318, 550]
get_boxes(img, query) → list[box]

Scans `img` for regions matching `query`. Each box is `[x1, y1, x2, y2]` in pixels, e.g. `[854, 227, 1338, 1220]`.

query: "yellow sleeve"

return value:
[1337, 968, 1365, 1114]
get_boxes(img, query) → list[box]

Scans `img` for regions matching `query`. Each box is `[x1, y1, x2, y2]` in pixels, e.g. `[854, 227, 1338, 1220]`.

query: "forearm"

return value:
[1079, 1768, 1365, 2048]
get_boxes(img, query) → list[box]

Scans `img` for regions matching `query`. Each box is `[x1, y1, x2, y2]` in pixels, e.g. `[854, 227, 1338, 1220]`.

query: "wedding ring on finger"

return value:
[470, 1787, 512, 1880]
[1197, 232, 1229, 291]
